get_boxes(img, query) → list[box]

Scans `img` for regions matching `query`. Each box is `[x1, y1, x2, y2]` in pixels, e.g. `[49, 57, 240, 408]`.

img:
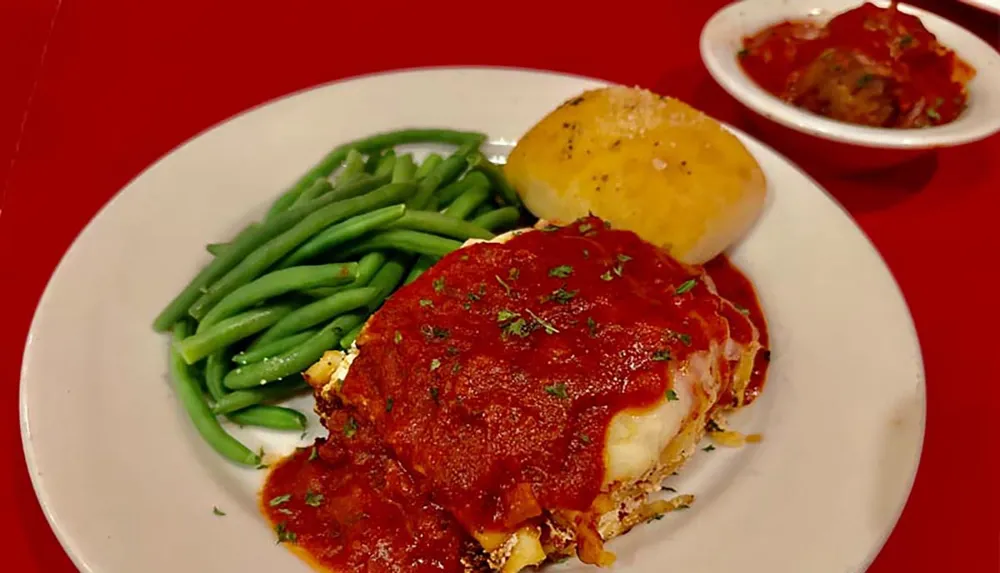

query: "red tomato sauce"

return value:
[738, 1, 975, 128]
[261, 218, 770, 571]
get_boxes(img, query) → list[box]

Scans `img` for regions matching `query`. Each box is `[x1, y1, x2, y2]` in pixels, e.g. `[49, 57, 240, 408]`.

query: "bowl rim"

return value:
[699, 0, 1000, 149]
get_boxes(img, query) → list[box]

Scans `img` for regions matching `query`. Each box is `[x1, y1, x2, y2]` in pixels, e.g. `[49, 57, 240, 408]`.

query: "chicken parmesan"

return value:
[263, 216, 769, 571]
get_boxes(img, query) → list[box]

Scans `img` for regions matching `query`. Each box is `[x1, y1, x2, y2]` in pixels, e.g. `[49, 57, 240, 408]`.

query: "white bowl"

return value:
[700, 0, 1000, 172]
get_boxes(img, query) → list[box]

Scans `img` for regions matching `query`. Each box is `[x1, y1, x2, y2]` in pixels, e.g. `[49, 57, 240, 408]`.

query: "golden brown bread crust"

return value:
[504, 86, 767, 265]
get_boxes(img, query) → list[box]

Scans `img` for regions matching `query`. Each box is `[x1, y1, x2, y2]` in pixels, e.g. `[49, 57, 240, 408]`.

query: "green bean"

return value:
[227, 405, 307, 431]
[373, 150, 397, 177]
[467, 151, 521, 208]
[470, 202, 494, 219]
[265, 129, 484, 218]
[472, 206, 522, 232]
[392, 154, 417, 183]
[153, 177, 384, 332]
[364, 151, 383, 174]
[340, 324, 363, 349]
[176, 304, 295, 364]
[169, 321, 259, 466]
[407, 141, 480, 210]
[211, 377, 309, 415]
[443, 185, 491, 220]
[233, 330, 316, 365]
[415, 153, 443, 179]
[366, 255, 410, 310]
[206, 243, 227, 256]
[337, 230, 462, 260]
[302, 252, 387, 298]
[436, 171, 490, 207]
[291, 178, 333, 208]
[389, 210, 493, 240]
[205, 350, 230, 402]
[254, 287, 378, 346]
[224, 313, 365, 389]
[403, 258, 434, 285]
[198, 263, 357, 329]
[278, 204, 406, 268]
[340, 149, 366, 180]
[187, 178, 408, 320]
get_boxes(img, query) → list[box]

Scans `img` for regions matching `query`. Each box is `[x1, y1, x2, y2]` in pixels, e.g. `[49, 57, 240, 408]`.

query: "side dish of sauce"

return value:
[738, 1, 975, 128]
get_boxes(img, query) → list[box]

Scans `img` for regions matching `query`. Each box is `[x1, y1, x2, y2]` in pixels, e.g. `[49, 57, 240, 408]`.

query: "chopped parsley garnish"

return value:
[420, 324, 450, 339]
[652, 349, 672, 361]
[308, 446, 319, 461]
[617, 253, 632, 262]
[926, 107, 941, 121]
[451, 362, 462, 374]
[429, 387, 440, 402]
[737, 48, 749, 59]
[503, 318, 531, 338]
[579, 433, 592, 444]
[432, 277, 445, 293]
[541, 224, 560, 232]
[548, 265, 573, 278]
[385, 397, 394, 412]
[666, 389, 679, 401]
[578, 223, 593, 233]
[495, 275, 514, 295]
[544, 383, 569, 398]
[275, 523, 297, 544]
[734, 304, 749, 315]
[668, 330, 692, 346]
[899, 34, 913, 47]
[587, 316, 598, 337]
[548, 287, 578, 304]
[497, 309, 519, 322]
[343, 417, 358, 438]
[703, 444, 716, 452]
[269, 494, 292, 507]
[446, 345, 459, 355]
[394, 330, 402, 344]
[429, 358, 441, 371]
[526, 309, 559, 334]
[508, 267, 520, 280]
[419, 299, 434, 308]
[600, 271, 614, 281]
[674, 279, 697, 294]
[304, 491, 325, 507]
[212, 506, 226, 516]
[276, 508, 293, 516]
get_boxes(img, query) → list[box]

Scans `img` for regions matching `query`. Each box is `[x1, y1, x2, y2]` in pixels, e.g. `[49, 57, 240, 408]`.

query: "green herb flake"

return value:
[212, 506, 226, 516]
[394, 330, 402, 344]
[734, 304, 750, 315]
[526, 309, 559, 334]
[652, 349, 672, 361]
[549, 287, 579, 305]
[451, 362, 462, 374]
[617, 253, 632, 262]
[600, 271, 614, 281]
[343, 417, 358, 438]
[308, 446, 319, 462]
[275, 523, 298, 544]
[899, 34, 913, 47]
[666, 389, 679, 401]
[269, 494, 292, 507]
[926, 107, 941, 121]
[548, 265, 573, 278]
[544, 383, 569, 399]
[703, 444, 716, 452]
[502, 318, 532, 339]
[432, 277, 445, 294]
[495, 275, 514, 295]
[430, 358, 441, 371]
[508, 267, 520, 280]
[497, 309, 520, 322]
[385, 397, 394, 412]
[674, 279, 697, 295]
[578, 223, 593, 234]
[587, 317, 598, 337]
[541, 224, 560, 232]
[304, 491, 325, 507]
[419, 299, 434, 308]
[668, 330, 692, 346]
[579, 433, 592, 444]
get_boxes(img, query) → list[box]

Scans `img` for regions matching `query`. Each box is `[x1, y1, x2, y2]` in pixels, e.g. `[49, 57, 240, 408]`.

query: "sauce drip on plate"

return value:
[738, 1, 975, 128]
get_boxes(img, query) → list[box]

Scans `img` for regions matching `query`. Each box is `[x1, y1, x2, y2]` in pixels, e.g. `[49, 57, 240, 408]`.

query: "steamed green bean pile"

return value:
[155, 129, 525, 466]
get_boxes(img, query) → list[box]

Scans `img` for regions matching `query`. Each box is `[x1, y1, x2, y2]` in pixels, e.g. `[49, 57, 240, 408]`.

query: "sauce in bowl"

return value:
[738, 1, 975, 128]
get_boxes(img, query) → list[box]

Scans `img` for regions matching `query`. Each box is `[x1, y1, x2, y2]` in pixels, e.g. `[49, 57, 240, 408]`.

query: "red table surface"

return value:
[1, 1, 997, 571]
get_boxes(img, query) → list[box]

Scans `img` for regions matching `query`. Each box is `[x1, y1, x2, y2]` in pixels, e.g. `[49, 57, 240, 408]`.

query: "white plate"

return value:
[958, 0, 1000, 15]
[20, 68, 925, 573]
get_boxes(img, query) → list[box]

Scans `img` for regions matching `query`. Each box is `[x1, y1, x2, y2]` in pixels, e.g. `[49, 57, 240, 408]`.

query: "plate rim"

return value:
[19, 65, 926, 573]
